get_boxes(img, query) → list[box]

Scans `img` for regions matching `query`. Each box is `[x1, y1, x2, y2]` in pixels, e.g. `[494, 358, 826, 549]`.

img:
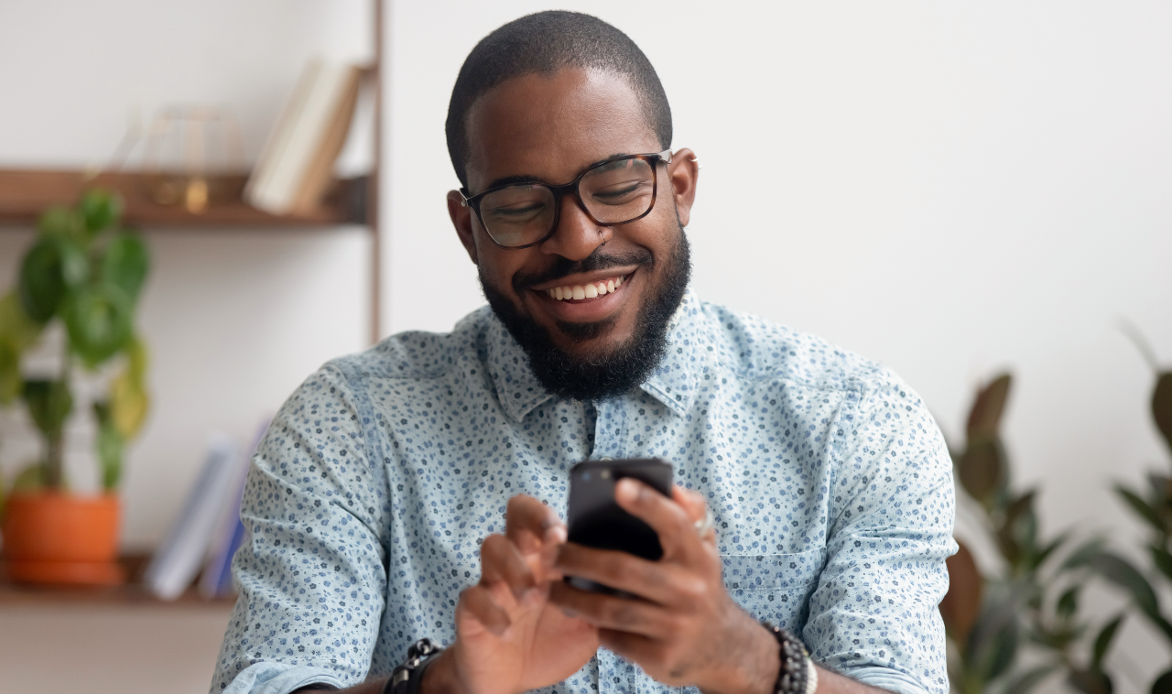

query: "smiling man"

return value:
[211, 11, 956, 694]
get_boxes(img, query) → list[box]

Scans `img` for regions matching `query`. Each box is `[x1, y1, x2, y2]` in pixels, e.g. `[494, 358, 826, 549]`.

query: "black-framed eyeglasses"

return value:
[459, 149, 673, 250]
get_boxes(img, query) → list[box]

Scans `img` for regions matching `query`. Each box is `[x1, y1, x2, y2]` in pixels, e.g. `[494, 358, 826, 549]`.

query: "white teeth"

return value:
[545, 275, 627, 300]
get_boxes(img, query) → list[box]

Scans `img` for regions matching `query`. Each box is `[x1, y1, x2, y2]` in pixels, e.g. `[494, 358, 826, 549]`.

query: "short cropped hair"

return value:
[446, 11, 673, 189]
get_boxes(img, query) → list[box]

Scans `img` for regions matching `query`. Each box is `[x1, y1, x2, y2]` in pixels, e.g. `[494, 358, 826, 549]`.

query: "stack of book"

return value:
[245, 58, 363, 215]
[144, 420, 269, 601]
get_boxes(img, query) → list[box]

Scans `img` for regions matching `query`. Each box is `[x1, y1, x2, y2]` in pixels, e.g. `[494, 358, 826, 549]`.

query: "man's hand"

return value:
[425, 495, 599, 694]
[548, 480, 779, 694]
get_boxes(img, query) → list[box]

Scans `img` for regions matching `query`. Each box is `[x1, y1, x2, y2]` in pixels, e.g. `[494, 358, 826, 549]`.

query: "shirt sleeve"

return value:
[803, 374, 957, 694]
[210, 363, 391, 694]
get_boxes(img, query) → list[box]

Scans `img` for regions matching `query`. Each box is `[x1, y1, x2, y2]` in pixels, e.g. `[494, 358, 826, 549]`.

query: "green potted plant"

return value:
[0, 188, 150, 585]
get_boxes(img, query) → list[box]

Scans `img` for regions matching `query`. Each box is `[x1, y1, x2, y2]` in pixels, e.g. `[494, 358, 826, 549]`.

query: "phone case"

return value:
[565, 458, 673, 561]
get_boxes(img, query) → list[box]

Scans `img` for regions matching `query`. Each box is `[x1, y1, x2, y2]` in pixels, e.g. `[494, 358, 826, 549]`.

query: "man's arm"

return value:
[211, 364, 391, 694]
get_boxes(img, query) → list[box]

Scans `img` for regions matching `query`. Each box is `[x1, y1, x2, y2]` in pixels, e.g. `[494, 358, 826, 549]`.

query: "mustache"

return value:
[512, 246, 655, 293]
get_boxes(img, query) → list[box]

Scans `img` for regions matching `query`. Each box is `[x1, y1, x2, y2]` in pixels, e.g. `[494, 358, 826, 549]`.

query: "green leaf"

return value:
[967, 373, 1013, 439]
[1154, 372, 1172, 454]
[1004, 664, 1058, 694]
[125, 333, 148, 387]
[0, 339, 20, 404]
[959, 438, 1004, 505]
[1152, 545, 1172, 583]
[1115, 484, 1165, 533]
[1092, 614, 1125, 669]
[984, 619, 1018, 681]
[0, 291, 43, 352]
[99, 232, 149, 303]
[1056, 586, 1079, 620]
[63, 282, 133, 368]
[79, 188, 123, 234]
[93, 401, 124, 490]
[1062, 537, 1107, 570]
[1032, 531, 1069, 571]
[36, 205, 84, 240]
[1090, 552, 1159, 616]
[1152, 669, 1172, 694]
[18, 236, 89, 323]
[22, 379, 73, 439]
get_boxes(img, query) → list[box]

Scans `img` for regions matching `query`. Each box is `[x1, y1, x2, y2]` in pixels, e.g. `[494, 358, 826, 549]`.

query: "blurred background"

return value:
[0, 1, 1169, 693]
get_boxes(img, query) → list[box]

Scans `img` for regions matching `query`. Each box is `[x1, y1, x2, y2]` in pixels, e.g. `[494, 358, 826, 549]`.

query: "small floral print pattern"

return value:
[211, 291, 956, 694]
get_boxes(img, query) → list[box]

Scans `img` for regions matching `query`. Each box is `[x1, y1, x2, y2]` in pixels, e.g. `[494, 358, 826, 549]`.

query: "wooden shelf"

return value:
[0, 554, 236, 607]
[0, 168, 367, 228]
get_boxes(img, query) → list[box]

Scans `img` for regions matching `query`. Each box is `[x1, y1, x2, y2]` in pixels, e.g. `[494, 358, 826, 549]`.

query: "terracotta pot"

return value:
[1, 492, 125, 585]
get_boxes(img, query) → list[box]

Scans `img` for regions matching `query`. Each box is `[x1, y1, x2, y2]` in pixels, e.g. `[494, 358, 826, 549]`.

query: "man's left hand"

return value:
[548, 479, 779, 694]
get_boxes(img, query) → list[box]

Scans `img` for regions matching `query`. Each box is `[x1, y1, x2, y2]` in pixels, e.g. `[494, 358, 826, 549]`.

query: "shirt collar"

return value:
[484, 289, 704, 422]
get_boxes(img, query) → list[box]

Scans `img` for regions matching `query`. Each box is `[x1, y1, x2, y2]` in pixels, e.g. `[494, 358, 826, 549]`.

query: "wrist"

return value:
[697, 612, 780, 694]
[417, 648, 458, 694]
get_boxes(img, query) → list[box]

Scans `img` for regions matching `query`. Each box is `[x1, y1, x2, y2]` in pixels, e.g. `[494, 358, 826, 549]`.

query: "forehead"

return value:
[464, 68, 660, 192]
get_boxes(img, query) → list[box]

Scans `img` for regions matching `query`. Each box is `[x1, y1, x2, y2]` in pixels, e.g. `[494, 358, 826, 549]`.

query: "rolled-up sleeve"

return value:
[211, 364, 391, 694]
[804, 375, 957, 694]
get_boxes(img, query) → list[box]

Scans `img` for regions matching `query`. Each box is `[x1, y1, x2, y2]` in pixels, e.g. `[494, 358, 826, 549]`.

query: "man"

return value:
[211, 11, 955, 694]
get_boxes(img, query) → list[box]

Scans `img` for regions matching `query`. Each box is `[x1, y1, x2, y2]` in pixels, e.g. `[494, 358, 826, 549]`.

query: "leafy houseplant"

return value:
[942, 374, 1142, 694]
[0, 188, 150, 585]
[1113, 343, 1172, 693]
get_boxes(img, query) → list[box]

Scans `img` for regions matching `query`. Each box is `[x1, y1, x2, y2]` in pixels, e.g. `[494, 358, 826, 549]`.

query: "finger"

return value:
[555, 543, 700, 606]
[457, 584, 511, 637]
[673, 486, 715, 543]
[505, 494, 566, 554]
[480, 534, 536, 600]
[549, 578, 677, 639]
[614, 478, 697, 559]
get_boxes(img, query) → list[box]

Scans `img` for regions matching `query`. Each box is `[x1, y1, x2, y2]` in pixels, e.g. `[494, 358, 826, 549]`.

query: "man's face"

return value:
[447, 68, 699, 399]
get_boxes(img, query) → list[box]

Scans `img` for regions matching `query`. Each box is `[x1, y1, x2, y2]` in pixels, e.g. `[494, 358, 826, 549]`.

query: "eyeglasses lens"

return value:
[479, 156, 657, 248]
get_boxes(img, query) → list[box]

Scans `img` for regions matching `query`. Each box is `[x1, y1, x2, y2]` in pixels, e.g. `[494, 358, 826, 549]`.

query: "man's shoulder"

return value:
[323, 305, 495, 386]
[697, 300, 902, 398]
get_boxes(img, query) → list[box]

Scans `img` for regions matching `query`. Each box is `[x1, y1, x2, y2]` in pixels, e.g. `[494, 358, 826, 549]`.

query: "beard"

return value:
[480, 223, 692, 402]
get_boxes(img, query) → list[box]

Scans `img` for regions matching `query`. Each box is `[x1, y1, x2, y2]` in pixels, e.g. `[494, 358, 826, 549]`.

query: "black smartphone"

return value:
[564, 457, 673, 595]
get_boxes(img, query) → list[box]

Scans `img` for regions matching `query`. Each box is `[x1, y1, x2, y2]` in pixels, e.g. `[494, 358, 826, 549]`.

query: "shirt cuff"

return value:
[218, 662, 348, 694]
[843, 665, 932, 694]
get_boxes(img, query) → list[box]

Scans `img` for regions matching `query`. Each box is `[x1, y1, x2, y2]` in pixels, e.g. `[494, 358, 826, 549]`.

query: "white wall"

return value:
[384, 2, 1172, 685]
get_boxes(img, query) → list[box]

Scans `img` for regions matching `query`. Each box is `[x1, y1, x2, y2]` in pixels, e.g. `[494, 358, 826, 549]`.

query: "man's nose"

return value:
[539, 193, 610, 260]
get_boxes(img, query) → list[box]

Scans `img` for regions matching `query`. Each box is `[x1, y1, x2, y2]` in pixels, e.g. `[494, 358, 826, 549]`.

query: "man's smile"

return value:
[529, 268, 639, 325]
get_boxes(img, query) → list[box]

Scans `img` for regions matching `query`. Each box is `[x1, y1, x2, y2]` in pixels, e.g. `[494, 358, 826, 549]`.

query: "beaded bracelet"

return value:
[762, 622, 817, 694]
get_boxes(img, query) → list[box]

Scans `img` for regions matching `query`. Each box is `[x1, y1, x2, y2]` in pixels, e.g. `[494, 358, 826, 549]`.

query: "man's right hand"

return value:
[423, 495, 599, 694]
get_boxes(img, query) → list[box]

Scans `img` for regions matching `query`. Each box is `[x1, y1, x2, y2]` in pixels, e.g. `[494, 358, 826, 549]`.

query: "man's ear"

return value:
[667, 148, 699, 228]
[447, 190, 479, 265]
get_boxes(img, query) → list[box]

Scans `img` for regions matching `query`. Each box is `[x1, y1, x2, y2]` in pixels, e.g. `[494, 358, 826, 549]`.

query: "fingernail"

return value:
[561, 607, 578, 619]
[546, 524, 567, 544]
[616, 478, 640, 502]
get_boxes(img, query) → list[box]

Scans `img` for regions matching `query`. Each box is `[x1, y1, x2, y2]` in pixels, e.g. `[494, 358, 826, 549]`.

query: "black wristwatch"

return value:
[762, 622, 819, 694]
[385, 638, 444, 694]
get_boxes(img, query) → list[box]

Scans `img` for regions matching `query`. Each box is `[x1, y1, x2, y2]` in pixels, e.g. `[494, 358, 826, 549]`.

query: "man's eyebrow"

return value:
[479, 153, 636, 193]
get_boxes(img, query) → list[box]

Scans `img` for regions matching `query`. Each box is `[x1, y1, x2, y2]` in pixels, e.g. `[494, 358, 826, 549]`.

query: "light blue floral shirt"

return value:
[211, 291, 956, 694]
